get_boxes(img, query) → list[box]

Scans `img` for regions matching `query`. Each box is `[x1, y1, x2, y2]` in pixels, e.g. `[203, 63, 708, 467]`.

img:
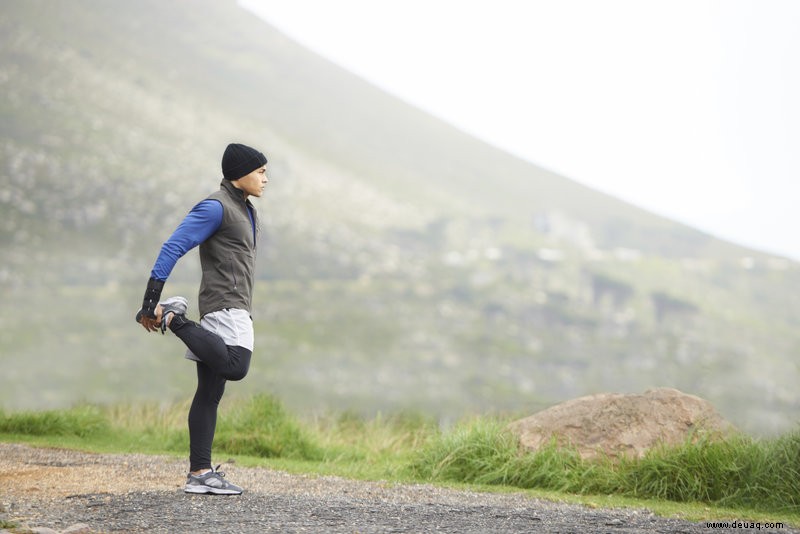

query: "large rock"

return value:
[508, 388, 736, 460]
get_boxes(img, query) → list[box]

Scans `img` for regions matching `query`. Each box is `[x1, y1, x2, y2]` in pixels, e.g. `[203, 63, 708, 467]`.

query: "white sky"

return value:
[241, 0, 800, 261]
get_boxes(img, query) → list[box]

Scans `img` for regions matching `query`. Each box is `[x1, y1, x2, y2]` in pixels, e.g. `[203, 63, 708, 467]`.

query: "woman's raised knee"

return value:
[224, 346, 252, 381]
[225, 367, 249, 381]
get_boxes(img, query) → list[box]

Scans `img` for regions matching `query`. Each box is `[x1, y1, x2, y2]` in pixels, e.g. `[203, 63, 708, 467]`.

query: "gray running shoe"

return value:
[158, 296, 188, 334]
[184, 466, 243, 495]
[135, 296, 188, 329]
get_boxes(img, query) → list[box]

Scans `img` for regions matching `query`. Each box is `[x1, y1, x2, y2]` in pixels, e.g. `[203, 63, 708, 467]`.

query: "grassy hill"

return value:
[1, 0, 799, 435]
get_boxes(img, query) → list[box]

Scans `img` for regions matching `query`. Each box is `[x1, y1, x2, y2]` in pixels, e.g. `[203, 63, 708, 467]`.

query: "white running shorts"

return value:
[185, 308, 254, 361]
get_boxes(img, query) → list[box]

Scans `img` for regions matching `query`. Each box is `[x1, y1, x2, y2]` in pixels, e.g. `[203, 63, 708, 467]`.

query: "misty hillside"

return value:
[2, 0, 799, 435]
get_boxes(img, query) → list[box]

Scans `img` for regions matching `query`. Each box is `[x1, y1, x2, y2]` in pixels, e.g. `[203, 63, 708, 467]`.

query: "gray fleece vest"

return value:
[198, 180, 258, 317]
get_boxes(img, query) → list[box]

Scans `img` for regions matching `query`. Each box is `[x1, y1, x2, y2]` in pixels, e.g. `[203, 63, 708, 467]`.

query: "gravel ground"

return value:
[0, 443, 794, 533]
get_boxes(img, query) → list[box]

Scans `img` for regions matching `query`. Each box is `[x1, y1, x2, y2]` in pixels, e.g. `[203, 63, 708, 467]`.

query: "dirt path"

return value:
[0, 443, 790, 533]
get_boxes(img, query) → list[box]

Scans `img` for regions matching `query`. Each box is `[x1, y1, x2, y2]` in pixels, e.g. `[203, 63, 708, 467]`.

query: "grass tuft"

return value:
[408, 418, 519, 483]
[214, 394, 323, 460]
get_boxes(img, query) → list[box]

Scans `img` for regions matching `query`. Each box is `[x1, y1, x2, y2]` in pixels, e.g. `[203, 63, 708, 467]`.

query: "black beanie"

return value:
[221, 143, 267, 180]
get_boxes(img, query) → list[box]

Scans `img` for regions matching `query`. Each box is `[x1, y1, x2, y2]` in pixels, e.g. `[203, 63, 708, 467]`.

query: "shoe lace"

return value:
[212, 464, 227, 478]
[160, 311, 174, 335]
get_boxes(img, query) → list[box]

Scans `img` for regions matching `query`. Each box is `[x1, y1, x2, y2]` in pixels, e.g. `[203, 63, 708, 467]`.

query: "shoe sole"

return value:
[184, 484, 242, 495]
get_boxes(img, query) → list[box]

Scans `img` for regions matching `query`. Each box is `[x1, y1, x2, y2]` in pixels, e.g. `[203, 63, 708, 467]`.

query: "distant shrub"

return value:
[0, 406, 108, 438]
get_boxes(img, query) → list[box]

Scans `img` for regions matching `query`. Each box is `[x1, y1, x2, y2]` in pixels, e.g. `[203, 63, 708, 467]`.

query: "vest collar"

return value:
[220, 178, 249, 205]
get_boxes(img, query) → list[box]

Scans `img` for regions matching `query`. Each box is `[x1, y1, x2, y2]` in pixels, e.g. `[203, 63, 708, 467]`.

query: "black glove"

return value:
[136, 277, 165, 323]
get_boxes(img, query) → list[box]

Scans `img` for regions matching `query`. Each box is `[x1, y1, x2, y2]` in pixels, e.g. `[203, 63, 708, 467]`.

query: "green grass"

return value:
[2, 397, 799, 527]
[410, 417, 800, 513]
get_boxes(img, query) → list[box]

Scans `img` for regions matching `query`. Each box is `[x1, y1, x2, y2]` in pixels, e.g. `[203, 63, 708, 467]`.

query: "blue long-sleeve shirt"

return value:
[151, 192, 258, 282]
[150, 199, 223, 281]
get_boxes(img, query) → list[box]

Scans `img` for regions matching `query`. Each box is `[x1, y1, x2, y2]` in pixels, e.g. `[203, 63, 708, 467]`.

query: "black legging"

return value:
[168, 315, 252, 472]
